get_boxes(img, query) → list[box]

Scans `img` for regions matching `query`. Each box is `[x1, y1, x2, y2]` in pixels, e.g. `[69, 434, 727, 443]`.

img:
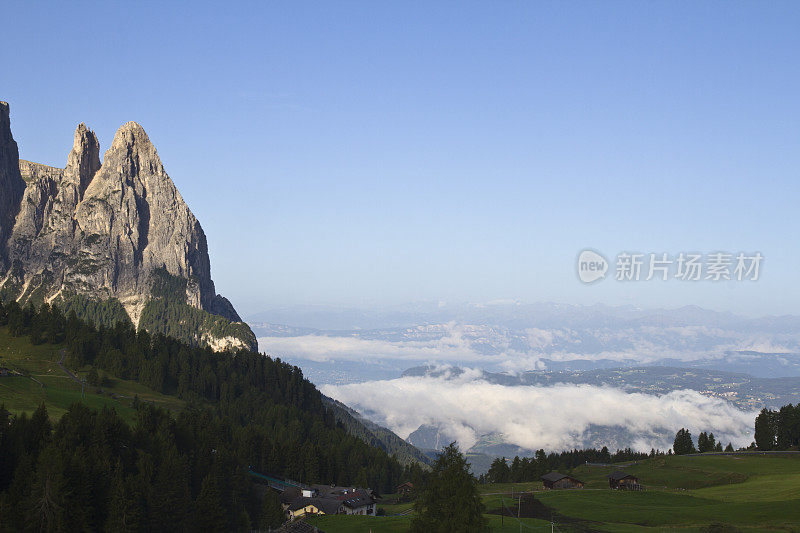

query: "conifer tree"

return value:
[673, 428, 696, 455]
[259, 490, 285, 530]
[754, 408, 777, 450]
[196, 474, 227, 532]
[410, 443, 488, 533]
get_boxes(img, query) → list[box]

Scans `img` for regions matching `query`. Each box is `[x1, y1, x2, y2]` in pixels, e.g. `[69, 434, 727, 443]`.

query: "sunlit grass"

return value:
[0, 326, 184, 423]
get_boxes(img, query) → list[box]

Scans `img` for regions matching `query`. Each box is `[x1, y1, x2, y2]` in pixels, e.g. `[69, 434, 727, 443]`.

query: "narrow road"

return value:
[57, 349, 83, 386]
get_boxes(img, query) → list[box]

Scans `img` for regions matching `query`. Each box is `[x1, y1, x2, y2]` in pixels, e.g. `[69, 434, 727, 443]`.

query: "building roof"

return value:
[312, 485, 359, 497]
[287, 497, 341, 515]
[608, 470, 638, 481]
[342, 495, 374, 509]
[541, 471, 569, 482]
[281, 487, 302, 504]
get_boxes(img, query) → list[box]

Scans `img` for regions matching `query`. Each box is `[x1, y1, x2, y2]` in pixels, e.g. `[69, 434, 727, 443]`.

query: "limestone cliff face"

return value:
[0, 103, 25, 270]
[0, 102, 256, 352]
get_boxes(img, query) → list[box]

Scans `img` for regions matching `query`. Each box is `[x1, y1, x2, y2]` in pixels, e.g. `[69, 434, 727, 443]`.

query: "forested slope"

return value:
[324, 396, 432, 468]
[0, 300, 424, 531]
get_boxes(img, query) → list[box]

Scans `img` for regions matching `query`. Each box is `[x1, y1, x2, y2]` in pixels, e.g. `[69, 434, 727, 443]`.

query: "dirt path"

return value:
[57, 349, 83, 386]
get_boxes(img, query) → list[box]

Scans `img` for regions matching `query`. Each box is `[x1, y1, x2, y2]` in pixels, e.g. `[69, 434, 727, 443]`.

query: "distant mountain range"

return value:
[0, 102, 256, 351]
[250, 301, 800, 387]
[249, 301, 800, 333]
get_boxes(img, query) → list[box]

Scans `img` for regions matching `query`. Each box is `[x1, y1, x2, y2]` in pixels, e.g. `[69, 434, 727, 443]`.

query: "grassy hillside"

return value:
[308, 453, 800, 532]
[0, 326, 184, 423]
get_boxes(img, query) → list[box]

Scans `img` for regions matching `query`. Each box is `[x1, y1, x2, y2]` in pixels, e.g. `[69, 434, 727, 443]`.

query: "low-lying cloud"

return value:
[321, 374, 757, 453]
[258, 325, 497, 364]
[258, 321, 799, 373]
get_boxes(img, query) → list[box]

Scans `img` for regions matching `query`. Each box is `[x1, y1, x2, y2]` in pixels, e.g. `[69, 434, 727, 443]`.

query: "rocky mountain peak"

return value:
[0, 103, 256, 352]
[65, 123, 100, 197]
[108, 121, 160, 166]
[0, 102, 12, 142]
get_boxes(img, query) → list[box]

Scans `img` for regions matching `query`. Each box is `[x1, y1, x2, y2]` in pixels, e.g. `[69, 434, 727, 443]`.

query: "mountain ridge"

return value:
[0, 101, 255, 352]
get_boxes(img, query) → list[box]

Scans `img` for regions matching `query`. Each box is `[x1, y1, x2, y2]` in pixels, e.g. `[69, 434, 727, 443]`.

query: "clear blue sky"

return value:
[2, 1, 799, 317]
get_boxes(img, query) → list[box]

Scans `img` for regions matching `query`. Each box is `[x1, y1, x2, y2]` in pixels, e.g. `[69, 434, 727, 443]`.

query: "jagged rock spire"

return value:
[65, 123, 100, 197]
[0, 102, 25, 264]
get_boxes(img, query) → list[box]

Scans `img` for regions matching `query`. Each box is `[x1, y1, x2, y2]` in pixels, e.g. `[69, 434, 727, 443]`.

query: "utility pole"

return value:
[518, 492, 522, 533]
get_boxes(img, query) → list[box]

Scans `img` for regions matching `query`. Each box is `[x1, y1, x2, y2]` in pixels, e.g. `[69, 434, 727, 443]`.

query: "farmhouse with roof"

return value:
[396, 481, 414, 494]
[608, 470, 641, 490]
[286, 497, 342, 520]
[540, 471, 584, 490]
[284, 485, 377, 519]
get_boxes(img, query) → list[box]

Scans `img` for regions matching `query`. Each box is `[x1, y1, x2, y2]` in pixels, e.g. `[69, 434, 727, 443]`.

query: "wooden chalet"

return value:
[396, 481, 414, 495]
[608, 470, 640, 490]
[540, 471, 584, 490]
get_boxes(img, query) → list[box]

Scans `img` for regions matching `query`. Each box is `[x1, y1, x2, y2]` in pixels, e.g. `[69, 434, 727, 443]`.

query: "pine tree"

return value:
[106, 462, 146, 533]
[754, 408, 777, 450]
[26, 402, 52, 460]
[410, 443, 488, 533]
[26, 444, 66, 532]
[149, 448, 192, 531]
[673, 428, 696, 455]
[776, 404, 800, 449]
[196, 474, 227, 532]
[697, 431, 709, 453]
[259, 490, 285, 530]
[486, 457, 510, 483]
[600, 446, 611, 463]
[2, 452, 34, 531]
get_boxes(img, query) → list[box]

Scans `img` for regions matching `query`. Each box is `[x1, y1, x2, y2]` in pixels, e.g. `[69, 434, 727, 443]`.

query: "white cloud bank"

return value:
[321, 374, 757, 453]
[258, 322, 799, 372]
[258, 325, 494, 364]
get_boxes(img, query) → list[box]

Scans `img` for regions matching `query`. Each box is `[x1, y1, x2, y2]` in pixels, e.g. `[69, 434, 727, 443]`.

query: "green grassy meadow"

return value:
[0, 327, 184, 423]
[307, 454, 800, 532]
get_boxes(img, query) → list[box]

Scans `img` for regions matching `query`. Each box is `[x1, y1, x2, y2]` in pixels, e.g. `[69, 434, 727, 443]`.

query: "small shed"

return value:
[396, 481, 414, 495]
[608, 471, 640, 490]
[540, 471, 584, 490]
